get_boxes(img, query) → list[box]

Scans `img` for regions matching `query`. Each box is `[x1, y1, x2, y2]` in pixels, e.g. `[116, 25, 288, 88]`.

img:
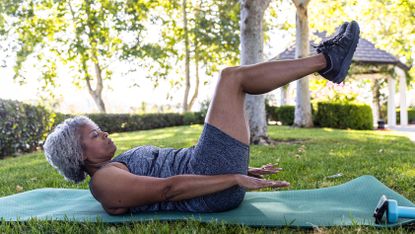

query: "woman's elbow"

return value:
[103, 206, 129, 215]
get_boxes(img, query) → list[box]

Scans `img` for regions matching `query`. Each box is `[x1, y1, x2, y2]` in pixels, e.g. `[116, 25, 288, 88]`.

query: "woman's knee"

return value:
[218, 66, 241, 87]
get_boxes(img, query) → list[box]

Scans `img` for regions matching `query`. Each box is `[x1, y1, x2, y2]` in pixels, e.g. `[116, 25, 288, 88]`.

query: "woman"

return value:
[44, 21, 360, 215]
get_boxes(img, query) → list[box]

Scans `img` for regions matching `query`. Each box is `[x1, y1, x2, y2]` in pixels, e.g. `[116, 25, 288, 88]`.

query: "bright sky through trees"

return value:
[0, 1, 294, 113]
[0, 0, 413, 113]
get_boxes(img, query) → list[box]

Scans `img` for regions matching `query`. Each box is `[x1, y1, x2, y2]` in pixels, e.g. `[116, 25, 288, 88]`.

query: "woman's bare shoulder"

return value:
[91, 162, 130, 185]
[105, 162, 129, 172]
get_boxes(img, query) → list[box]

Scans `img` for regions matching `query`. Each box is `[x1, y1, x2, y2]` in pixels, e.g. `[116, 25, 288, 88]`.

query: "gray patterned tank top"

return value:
[91, 145, 198, 212]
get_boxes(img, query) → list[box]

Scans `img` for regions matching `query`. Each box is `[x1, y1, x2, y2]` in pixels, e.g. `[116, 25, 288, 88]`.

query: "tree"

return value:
[292, 0, 313, 127]
[280, 85, 290, 105]
[240, 0, 272, 144]
[1, 0, 157, 113]
[308, 0, 414, 123]
[308, 0, 414, 80]
[159, 0, 240, 113]
[182, 0, 191, 112]
[370, 75, 387, 122]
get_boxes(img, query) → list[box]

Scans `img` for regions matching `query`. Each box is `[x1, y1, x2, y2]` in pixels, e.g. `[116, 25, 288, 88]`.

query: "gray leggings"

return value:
[188, 123, 250, 212]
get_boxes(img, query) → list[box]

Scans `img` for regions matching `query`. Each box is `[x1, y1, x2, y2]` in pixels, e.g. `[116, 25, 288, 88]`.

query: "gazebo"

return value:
[275, 33, 411, 127]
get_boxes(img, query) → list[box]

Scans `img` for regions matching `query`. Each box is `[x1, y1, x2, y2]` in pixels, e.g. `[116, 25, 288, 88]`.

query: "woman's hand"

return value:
[248, 163, 282, 178]
[235, 174, 290, 190]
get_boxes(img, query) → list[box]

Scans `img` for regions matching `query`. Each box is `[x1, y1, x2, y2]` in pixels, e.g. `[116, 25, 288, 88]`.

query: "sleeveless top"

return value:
[89, 145, 198, 212]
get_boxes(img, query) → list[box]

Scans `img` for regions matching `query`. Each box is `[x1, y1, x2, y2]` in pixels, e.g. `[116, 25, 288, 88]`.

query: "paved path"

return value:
[388, 125, 415, 143]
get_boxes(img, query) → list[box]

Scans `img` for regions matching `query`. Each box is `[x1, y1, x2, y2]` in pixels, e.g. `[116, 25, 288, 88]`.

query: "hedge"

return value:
[266, 103, 373, 130]
[85, 112, 204, 133]
[276, 106, 295, 125]
[266, 105, 312, 126]
[0, 99, 55, 157]
[396, 108, 415, 124]
[315, 102, 373, 130]
[0, 98, 205, 158]
[266, 104, 296, 125]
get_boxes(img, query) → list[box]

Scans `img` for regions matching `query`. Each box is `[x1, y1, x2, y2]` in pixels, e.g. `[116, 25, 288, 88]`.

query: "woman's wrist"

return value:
[233, 174, 241, 186]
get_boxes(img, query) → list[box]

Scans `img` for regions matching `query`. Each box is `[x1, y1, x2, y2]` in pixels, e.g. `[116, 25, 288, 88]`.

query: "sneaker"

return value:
[316, 22, 349, 49]
[317, 21, 360, 84]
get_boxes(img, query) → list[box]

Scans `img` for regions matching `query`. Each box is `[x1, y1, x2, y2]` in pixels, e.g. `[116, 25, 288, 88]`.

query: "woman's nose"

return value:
[102, 131, 109, 138]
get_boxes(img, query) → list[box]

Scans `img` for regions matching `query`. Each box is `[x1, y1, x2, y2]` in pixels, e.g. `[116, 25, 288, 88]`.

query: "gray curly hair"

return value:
[43, 116, 98, 183]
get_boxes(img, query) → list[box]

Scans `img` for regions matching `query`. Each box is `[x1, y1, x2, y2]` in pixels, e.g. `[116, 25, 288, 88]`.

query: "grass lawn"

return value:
[1, 124, 415, 233]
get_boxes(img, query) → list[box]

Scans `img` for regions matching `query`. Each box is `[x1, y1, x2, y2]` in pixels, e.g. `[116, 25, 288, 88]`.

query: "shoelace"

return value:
[313, 32, 344, 50]
[321, 37, 341, 47]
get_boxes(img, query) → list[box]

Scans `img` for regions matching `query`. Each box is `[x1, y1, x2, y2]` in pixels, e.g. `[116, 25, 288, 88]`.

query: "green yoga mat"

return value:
[0, 175, 414, 228]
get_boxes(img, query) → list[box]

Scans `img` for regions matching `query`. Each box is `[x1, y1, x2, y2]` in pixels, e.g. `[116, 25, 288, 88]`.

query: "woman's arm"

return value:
[91, 166, 289, 214]
[161, 174, 239, 201]
[165, 174, 290, 201]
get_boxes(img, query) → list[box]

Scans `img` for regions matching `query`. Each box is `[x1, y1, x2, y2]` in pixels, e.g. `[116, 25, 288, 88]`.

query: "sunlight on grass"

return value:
[1, 124, 415, 233]
[396, 163, 415, 178]
[146, 132, 175, 140]
[111, 135, 146, 141]
[402, 169, 415, 178]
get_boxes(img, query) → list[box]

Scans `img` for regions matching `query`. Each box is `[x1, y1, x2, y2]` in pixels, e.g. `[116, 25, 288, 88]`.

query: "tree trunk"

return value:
[292, 0, 313, 127]
[188, 44, 200, 110]
[182, 0, 191, 113]
[280, 84, 289, 106]
[89, 91, 106, 113]
[371, 76, 382, 124]
[72, 1, 106, 113]
[240, 0, 271, 144]
[85, 57, 106, 113]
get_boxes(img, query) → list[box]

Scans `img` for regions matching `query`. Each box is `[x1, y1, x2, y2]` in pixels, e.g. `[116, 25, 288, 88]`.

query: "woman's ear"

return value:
[81, 143, 88, 160]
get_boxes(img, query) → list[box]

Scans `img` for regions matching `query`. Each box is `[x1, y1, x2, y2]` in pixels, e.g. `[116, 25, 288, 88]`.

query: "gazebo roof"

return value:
[274, 32, 410, 71]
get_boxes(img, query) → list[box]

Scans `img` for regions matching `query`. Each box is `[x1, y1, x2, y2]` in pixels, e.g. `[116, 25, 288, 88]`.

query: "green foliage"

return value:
[396, 108, 415, 124]
[276, 106, 295, 126]
[86, 112, 204, 133]
[265, 101, 278, 122]
[266, 104, 313, 126]
[0, 98, 204, 157]
[157, 0, 240, 92]
[1, 0, 163, 112]
[183, 112, 205, 125]
[0, 99, 56, 158]
[309, 0, 415, 81]
[198, 99, 210, 118]
[315, 102, 373, 130]
[160, 0, 240, 68]
[1, 0, 242, 112]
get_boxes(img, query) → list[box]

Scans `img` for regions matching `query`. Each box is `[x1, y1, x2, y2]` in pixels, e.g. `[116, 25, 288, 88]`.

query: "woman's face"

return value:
[80, 123, 117, 163]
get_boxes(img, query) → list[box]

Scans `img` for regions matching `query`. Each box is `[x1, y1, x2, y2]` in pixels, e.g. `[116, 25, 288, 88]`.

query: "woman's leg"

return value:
[205, 54, 327, 145]
[206, 20, 360, 145]
[189, 55, 324, 212]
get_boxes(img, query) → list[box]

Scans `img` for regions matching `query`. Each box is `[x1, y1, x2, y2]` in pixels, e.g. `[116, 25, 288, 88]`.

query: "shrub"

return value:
[265, 102, 278, 122]
[396, 108, 415, 124]
[315, 102, 373, 130]
[183, 112, 205, 125]
[86, 112, 203, 133]
[0, 99, 56, 158]
[0, 98, 205, 157]
[198, 99, 210, 119]
[266, 105, 315, 126]
[275, 105, 295, 125]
